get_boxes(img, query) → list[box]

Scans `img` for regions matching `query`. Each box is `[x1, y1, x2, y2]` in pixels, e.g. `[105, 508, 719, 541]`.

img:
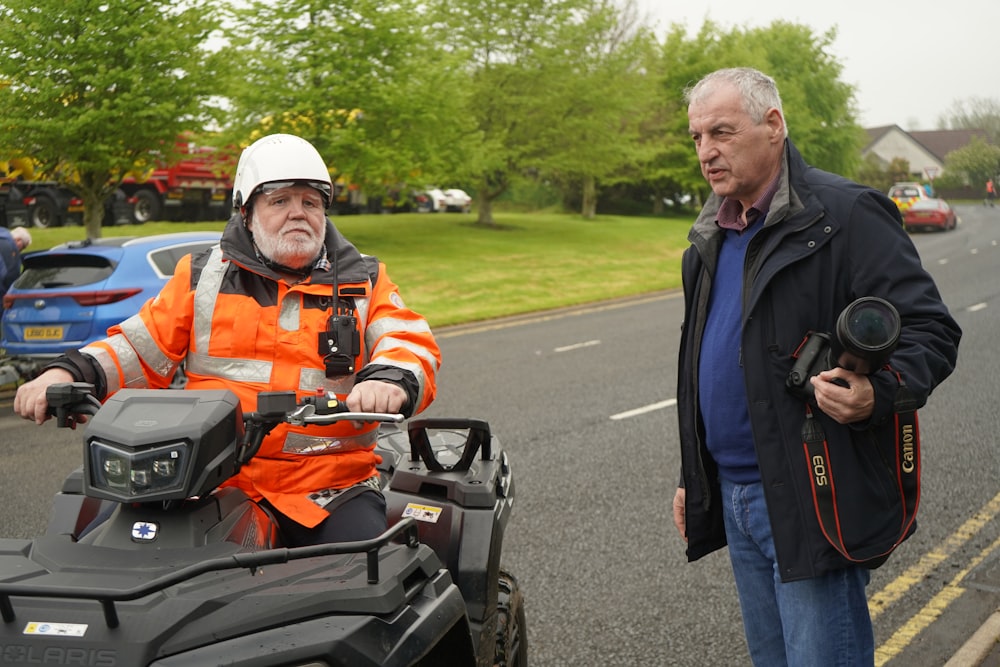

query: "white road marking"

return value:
[610, 398, 676, 420]
[554, 339, 601, 353]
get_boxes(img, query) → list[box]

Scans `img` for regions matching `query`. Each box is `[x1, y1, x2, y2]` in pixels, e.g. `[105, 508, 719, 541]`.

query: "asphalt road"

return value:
[1, 203, 998, 665]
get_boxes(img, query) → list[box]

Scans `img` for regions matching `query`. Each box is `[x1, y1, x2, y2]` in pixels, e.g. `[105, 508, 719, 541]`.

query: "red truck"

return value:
[118, 141, 235, 223]
[2, 141, 234, 228]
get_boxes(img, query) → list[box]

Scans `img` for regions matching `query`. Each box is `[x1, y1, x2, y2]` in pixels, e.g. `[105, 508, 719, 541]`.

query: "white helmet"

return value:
[232, 133, 333, 209]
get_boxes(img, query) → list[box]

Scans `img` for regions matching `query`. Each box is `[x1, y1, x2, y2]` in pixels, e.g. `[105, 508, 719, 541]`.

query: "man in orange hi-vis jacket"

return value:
[14, 134, 442, 546]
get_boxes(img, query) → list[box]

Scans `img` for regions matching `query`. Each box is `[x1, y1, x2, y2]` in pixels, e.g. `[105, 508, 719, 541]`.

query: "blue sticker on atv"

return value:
[131, 521, 158, 542]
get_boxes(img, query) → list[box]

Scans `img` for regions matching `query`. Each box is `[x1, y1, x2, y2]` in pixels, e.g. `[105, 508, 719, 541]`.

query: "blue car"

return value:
[1, 232, 221, 373]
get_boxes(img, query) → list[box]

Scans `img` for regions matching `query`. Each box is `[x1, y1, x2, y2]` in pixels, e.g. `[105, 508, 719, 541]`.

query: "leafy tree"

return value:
[219, 0, 470, 207]
[0, 0, 225, 238]
[530, 0, 660, 218]
[855, 155, 908, 194]
[887, 157, 912, 185]
[939, 97, 1000, 144]
[435, 0, 644, 225]
[944, 136, 1000, 189]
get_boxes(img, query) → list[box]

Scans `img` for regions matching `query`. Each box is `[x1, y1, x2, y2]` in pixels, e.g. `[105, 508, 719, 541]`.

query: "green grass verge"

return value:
[23, 212, 692, 327]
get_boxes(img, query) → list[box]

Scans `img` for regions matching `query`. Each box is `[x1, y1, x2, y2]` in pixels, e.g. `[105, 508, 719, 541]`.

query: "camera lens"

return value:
[836, 297, 900, 365]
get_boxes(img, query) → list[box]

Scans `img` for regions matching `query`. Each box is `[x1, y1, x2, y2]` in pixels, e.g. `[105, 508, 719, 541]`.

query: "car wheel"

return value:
[29, 196, 60, 228]
[132, 189, 161, 224]
[494, 570, 528, 667]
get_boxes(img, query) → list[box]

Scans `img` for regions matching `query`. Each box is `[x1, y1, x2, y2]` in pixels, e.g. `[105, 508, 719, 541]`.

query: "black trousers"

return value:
[261, 490, 388, 547]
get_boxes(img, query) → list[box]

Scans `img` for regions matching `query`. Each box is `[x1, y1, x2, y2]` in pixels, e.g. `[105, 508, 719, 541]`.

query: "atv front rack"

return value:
[0, 518, 420, 628]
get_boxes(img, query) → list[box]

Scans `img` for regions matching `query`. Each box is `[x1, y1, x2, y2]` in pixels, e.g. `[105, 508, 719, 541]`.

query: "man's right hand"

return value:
[13, 368, 76, 425]
[673, 487, 687, 543]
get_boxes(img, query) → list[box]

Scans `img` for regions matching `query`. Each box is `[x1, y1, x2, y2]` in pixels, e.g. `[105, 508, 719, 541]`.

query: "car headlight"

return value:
[88, 440, 191, 501]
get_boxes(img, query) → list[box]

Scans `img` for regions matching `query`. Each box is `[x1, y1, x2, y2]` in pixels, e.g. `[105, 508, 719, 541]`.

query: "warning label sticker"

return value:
[402, 502, 443, 524]
[23, 622, 88, 637]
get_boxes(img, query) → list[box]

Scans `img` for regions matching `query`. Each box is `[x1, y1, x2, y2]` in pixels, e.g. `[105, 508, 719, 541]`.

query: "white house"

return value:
[863, 125, 989, 181]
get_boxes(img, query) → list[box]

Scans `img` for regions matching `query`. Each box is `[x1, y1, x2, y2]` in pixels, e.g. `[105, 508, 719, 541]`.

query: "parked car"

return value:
[888, 182, 931, 213]
[443, 188, 473, 213]
[1, 232, 221, 371]
[902, 198, 957, 232]
[416, 188, 448, 213]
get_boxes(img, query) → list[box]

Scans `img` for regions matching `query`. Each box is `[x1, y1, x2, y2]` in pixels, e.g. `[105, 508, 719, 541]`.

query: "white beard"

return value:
[251, 212, 324, 270]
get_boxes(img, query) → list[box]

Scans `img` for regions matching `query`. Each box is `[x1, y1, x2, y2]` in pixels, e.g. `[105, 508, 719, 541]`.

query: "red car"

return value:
[902, 198, 957, 232]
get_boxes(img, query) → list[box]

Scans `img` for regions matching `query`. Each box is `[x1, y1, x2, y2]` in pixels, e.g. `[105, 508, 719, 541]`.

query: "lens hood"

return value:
[835, 297, 900, 368]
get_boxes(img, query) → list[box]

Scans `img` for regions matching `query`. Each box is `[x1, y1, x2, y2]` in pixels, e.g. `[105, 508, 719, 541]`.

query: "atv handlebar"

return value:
[239, 390, 404, 465]
[44, 384, 404, 468]
[284, 402, 405, 427]
[44, 382, 103, 427]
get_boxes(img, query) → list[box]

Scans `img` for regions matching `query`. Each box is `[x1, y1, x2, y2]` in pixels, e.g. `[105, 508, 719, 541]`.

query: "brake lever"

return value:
[286, 403, 317, 427]
[301, 411, 405, 426]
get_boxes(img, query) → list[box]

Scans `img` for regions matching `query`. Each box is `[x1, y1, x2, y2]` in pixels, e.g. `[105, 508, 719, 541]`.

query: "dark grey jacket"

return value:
[676, 140, 961, 582]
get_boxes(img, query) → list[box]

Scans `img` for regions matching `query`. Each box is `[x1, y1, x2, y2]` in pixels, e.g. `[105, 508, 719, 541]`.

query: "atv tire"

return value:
[495, 570, 527, 667]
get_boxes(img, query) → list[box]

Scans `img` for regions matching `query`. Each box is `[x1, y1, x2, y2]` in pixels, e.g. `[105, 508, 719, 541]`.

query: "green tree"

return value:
[939, 97, 1000, 144]
[531, 0, 660, 218]
[855, 155, 906, 194]
[944, 136, 1000, 189]
[887, 157, 912, 185]
[219, 0, 469, 206]
[436, 0, 639, 225]
[0, 0, 224, 238]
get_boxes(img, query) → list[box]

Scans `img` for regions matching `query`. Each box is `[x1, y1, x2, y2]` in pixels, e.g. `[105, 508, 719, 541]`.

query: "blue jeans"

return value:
[720, 478, 874, 667]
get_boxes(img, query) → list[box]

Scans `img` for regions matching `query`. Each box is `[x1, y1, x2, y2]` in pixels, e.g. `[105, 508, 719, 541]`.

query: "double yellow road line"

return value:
[873, 492, 1000, 664]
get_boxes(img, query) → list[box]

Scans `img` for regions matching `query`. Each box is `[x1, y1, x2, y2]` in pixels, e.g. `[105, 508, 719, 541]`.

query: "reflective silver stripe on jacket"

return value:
[184, 247, 273, 383]
[282, 428, 378, 455]
[79, 343, 128, 394]
[365, 316, 439, 408]
[120, 313, 177, 380]
[80, 313, 170, 393]
[299, 369, 356, 394]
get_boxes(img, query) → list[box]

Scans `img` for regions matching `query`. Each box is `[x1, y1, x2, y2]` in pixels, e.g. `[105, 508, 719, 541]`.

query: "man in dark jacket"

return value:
[671, 67, 961, 666]
[0, 225, 31, 318]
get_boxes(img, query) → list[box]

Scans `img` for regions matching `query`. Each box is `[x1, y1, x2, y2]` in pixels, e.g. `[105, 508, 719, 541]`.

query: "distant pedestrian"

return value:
[986, 179, 996, 207]
[0, 226, 31, 318]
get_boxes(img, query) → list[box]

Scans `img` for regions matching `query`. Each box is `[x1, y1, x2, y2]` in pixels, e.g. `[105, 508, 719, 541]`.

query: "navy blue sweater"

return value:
[698, 218, 764, 483]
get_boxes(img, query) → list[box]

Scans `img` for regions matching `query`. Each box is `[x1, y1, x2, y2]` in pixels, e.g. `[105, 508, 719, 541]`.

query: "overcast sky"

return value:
[635, 0, 1000, 131]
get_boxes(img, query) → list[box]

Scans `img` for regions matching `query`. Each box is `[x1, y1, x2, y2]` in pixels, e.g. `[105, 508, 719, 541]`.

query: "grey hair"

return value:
[10, 226, 31, 249]
[684, 67, 788, 137]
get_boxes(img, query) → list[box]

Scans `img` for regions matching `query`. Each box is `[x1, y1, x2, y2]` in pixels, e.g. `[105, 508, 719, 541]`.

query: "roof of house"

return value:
[865, 124, 990, 162]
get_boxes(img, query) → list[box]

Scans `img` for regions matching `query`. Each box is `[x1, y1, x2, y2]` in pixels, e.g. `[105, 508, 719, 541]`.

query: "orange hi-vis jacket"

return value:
[82, 218, 441, 528]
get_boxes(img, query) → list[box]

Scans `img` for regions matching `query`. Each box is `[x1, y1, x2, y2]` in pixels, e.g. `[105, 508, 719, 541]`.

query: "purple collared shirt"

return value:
[716, 171, 781, 232]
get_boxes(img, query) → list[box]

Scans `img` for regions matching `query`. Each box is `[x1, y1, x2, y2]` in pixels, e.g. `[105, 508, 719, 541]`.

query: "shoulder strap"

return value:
[802, 373, 920, 565]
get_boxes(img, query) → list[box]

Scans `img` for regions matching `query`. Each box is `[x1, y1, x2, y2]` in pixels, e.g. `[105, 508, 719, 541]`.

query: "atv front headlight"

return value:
[81, 389, 243, 503]
[88, 440, 191, 501]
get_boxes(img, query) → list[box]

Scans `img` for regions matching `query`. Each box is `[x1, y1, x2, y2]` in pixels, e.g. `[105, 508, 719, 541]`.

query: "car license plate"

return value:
[24, 326, 65, 341]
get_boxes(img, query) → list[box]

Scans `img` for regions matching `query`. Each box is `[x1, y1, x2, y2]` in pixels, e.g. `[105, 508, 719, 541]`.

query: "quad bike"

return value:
[0, 383, 526, 666]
